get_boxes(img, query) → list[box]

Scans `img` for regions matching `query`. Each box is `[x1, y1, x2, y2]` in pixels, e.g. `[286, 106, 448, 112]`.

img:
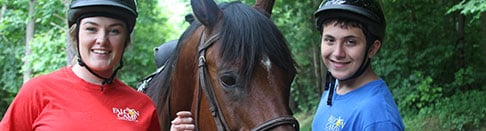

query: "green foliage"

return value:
[405, 90, 486, 130]
[27, 29, 66, 75]
[0, 1, 66, 119]
[379, 0, 486, 130]
[0, 43, 23, 119]
[377, 0, 458, 88]
[22, 0, 66, 78]
[272, 0, 323, 113]
[0, 0, 30, 118]
[448, 0, 486, 20]
[395, 71, 442, 113]
[120, 0, 178, 87]
[435, 91, 486, 130]
[449, 67, 475, 88]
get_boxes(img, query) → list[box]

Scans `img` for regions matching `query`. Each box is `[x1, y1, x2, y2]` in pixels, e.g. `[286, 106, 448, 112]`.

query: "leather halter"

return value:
[196, 29, 300, 130]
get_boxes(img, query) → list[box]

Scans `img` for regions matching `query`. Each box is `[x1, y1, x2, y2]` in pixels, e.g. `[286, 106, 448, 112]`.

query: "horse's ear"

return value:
[253, 0, 275, 17]
[191, 0, 222, 28]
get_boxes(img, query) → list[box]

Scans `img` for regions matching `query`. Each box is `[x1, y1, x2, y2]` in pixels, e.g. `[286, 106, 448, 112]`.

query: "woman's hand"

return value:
[170, 111, 195, 131]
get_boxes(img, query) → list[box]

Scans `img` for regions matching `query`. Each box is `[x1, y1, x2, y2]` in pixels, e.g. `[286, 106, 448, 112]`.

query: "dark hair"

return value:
[321, 18, 377, 45]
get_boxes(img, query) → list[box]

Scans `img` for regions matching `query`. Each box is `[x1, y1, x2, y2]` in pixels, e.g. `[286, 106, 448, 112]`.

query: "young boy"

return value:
[312, 0, 405, 130]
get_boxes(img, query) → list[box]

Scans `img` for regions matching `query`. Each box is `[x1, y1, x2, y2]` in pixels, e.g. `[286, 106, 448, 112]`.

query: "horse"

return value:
[144, 0, 299, 130]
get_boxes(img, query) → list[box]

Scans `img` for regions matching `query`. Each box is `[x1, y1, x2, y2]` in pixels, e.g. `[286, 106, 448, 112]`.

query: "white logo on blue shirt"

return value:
[326, 115, 345, 131]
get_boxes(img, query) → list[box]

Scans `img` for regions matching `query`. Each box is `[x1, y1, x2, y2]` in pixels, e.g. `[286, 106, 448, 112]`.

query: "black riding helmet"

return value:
[314, 0, 386, 41]
[68, 0, 138, 33]
[314, 0, 386, 106]
[68, 0, 138, 89]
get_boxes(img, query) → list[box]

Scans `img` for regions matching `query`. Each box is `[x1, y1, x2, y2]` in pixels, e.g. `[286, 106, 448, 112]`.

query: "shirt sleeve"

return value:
[147, 109, 161, 131]
[0, 80, 45, 131]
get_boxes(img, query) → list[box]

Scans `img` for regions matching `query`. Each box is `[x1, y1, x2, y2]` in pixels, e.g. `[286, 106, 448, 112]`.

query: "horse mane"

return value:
[218, 2, 297, 86]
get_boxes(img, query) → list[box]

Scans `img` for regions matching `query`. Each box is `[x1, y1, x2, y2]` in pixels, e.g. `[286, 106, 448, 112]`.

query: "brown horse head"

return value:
[146, 0, 299, 130]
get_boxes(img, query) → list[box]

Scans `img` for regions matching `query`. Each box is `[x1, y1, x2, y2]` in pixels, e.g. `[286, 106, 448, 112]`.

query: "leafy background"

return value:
[1, 0, 485, 130]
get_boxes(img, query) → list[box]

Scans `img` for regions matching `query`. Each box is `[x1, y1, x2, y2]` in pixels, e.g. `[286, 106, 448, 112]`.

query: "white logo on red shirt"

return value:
[113, 107, 139, 122]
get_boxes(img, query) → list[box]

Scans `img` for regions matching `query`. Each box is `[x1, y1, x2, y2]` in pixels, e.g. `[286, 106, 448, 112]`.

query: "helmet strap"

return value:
[325, 71, 336, 106]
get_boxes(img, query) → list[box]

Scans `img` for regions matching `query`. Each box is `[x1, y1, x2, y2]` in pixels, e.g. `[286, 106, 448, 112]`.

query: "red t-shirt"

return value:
[0, 67, 161, 131]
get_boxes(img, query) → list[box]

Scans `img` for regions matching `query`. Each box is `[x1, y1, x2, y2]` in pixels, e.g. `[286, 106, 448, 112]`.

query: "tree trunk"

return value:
[457, 13, 465, 68]
[313, 46, 322, 97]
[0, 4, 6, 22]
[23, 0, 35, 83]
[482, 12, 486, 65]
[65, 0, 75, 65]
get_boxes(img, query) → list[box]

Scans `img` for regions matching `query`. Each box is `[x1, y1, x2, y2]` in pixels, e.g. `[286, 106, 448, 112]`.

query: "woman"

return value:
[0, 0, 194, 130]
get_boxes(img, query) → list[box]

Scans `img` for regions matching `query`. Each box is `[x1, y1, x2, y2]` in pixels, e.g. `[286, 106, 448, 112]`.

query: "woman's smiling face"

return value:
[78, 16, 127, 75]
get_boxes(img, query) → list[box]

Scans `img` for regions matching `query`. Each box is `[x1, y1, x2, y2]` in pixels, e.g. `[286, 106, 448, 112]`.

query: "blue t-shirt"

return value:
[312, 79, 405, 131]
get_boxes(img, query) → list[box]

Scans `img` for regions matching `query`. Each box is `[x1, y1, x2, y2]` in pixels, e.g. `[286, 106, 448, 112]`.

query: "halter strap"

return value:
[196, 30, 230, 131]
[251, 116, 300, 131]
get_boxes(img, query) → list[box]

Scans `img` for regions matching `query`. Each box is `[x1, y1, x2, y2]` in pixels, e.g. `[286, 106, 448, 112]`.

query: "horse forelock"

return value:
[218, 2, 297, 85]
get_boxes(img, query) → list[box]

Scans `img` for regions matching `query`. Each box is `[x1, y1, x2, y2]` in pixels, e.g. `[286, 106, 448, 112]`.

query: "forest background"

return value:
[1, 0, 485, 130]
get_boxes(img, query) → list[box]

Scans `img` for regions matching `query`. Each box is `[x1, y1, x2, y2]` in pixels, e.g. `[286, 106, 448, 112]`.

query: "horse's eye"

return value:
[220, 75, 236, 87]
